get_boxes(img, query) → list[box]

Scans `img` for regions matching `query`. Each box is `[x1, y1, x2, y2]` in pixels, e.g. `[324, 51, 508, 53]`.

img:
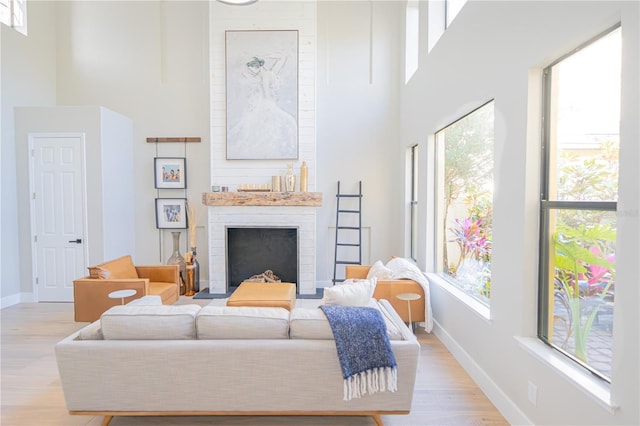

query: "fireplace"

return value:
[226, 227, 298, 291]
[207, 205, 317, 295]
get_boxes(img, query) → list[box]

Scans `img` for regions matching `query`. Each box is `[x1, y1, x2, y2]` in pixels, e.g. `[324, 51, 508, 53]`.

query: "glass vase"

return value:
[166, 231, 186, 295]
[190, 246, 200, 293]
[284, 163, 296, 192]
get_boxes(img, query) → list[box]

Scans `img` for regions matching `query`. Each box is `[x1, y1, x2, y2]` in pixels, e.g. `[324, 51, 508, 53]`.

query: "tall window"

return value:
[410, 144, 419, 261]
[428, 0, 467, 52]
[538, 26, 621, 382]
[435, 101, 494, 305]
[405, 1, 419, 83]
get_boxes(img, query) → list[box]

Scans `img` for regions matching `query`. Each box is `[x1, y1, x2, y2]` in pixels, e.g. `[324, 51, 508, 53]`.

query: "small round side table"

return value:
[396, 292, 422, 332]
[108, 289, 137, 305]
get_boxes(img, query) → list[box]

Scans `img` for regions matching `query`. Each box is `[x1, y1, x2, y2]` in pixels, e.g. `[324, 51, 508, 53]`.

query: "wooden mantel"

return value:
[202, 191, 322, 207]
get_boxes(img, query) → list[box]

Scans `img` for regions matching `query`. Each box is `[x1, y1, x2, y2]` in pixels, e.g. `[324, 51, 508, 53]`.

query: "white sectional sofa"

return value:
[55, 297, 420, 426]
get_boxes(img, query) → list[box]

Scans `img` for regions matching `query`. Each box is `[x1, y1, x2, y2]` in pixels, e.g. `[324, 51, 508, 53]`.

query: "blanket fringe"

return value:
[343, 367, 397, 401]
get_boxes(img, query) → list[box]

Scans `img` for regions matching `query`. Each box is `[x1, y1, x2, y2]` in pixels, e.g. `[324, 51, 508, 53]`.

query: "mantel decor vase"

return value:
[190, 246, 200, 293]
[300, 161, 308, 192]
[284, 163, 296, 192]
[167, 231, 186, 295]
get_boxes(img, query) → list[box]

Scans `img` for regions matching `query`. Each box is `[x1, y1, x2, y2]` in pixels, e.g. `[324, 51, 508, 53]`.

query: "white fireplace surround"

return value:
[207, 206, 317, 295]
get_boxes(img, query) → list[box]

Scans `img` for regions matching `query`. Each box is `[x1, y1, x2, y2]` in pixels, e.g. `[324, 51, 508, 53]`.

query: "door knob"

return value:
[68, 238, 82, 244]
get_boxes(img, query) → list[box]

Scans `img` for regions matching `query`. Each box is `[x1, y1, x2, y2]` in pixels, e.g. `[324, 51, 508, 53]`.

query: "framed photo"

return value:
[154, 157, 186, 189]
[155, 198, 188, 229]
[225, 30, 299, 160]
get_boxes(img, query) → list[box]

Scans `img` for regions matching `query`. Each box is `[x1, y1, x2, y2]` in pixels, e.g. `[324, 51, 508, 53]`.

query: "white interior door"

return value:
[29, 134, 87, 302]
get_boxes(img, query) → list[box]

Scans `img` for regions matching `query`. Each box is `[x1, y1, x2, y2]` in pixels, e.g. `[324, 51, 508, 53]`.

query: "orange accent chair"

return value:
[73, 255, 180, 322]
[345, 265, 425, 324]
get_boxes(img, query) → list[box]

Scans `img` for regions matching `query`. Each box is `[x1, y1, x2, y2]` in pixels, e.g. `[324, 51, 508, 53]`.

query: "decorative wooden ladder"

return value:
[332, 181, 363, 284]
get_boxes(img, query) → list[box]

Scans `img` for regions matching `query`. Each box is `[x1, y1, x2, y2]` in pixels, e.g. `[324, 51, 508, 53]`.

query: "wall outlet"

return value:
[528, 381, 538, 406]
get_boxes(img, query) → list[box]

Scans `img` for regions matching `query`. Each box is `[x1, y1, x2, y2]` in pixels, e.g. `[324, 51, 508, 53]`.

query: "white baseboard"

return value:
[0, 292, 34, 309]
[433, 320, 532, 426]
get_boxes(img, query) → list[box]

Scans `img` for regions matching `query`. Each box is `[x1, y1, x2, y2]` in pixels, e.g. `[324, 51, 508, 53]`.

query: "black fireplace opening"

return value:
[226, 227, 298, 291]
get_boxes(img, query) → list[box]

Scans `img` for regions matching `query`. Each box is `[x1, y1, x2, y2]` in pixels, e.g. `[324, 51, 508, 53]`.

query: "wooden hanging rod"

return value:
[146, 137, 201, 143]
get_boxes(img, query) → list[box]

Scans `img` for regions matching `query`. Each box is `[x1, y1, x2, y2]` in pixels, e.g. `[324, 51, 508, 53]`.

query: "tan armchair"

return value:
[345, 265, 425, 324]
[73, 255, 180, 322]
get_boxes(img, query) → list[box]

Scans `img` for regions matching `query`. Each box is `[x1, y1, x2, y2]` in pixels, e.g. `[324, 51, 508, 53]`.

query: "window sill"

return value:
[426, 273, 491, 322]
[514, 336, 618, 413]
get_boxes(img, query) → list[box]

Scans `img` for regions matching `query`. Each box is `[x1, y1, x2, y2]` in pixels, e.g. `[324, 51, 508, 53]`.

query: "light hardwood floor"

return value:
[1, 299, 509, 425]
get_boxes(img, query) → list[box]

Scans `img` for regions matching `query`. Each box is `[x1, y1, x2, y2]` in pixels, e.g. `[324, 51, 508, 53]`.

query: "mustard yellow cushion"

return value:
[227, 282, 296, 311]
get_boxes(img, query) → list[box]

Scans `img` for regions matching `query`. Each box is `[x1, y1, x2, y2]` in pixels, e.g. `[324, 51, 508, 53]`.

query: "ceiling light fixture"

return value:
[217, 0, 258, 5]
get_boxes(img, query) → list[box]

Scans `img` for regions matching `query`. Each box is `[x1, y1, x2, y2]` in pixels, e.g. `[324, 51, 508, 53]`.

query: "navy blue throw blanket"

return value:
[320, 305, 398, 400]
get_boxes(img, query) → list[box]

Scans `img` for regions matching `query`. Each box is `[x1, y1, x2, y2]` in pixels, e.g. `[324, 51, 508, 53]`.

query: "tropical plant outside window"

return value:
[436, 101, 494, 305]
[539, 26, 620, 381]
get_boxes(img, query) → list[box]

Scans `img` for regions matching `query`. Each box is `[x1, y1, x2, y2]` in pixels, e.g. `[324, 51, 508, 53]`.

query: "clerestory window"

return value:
[0, 0, 27, 35]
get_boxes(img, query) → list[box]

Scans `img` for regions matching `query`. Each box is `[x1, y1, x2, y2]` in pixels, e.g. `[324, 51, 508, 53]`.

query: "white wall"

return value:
[2, 1, 210, 303]
[316, 1, 404, 284]
[54, 0, 211, 268]
[1, 1, 57, 303]
[99, 107, 135, 259]
[401, 1, 639, 425]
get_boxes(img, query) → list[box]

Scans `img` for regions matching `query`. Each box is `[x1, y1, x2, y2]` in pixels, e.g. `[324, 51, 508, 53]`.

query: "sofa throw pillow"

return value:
[366, 260, 393, 280]
[321, 277, 377, 306]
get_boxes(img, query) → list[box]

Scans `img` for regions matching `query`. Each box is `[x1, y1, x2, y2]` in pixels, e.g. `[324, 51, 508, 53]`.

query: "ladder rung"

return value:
[337, 226, 360, 230]
[336, 194, 362, 198]
[335, 260, 361, 265]
[338, 209, 360, 213]
[336, 243, 360, 247]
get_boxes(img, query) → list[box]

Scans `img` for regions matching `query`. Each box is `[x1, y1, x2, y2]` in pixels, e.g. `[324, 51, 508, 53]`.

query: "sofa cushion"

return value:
[290, 299, 403, 340]
[321, 277, 377, 306]
[101, 305, 201, 340]
[127, 295, 162, 306]
[196, 305, 290, 339]
[97, 255, 138, 279]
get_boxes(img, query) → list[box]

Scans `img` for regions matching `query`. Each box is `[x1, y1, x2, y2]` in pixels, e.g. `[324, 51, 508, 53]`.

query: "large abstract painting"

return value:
[225, 30, 299, 160]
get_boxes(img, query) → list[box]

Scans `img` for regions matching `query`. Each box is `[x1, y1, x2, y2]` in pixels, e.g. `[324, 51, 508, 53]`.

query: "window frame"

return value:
[537, 24, 621, 384]
[410, 144, 419, 262]
[434, 99, 495, 307]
